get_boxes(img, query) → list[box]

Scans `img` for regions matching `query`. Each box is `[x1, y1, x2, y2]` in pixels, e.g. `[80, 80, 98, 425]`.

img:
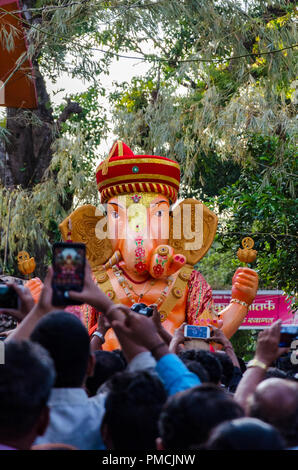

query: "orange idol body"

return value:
[30, 141, 258, 349]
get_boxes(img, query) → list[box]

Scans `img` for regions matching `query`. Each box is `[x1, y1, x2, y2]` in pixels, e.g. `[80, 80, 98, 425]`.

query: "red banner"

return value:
[0, 0, 37, 108]
[213, 290, 296, 329]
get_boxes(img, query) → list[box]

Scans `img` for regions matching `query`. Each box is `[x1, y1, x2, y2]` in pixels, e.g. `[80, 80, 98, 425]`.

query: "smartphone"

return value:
[279, 325, 298, 347]
[184, 325, 211, 339]
[52, 242, 86, 306]
[0, 284, 19, 309]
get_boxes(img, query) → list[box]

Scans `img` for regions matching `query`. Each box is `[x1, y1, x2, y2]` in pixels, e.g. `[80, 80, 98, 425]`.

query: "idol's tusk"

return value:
[102, 250, 122, 271]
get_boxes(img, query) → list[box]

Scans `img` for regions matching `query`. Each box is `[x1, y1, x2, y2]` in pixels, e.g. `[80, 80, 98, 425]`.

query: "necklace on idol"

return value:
[112, 264, 174, 307]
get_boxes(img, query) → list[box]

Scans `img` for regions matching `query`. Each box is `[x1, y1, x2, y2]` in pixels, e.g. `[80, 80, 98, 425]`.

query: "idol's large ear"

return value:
[169, 198, 218, 265]
[59, 204, 113, 269]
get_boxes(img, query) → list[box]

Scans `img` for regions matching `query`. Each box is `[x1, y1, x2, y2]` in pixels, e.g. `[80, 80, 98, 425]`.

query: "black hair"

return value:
[205, 417, 285, 450]
[264, 367, 288, 380]
[179, 349, 223, 384]
[158, 383, 244, 449]
[213, 351, 234, 387]
[85, 350, 126, 396]
[30, 311, 90, 388]
[0, 340, 55, 440]
[274, 353, 298, 379]
[103, 370, 167, 449]
[184, 360, 210, 383]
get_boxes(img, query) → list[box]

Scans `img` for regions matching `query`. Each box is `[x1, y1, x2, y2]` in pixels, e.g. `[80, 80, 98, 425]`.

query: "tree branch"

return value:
[56, 98, 83, 134]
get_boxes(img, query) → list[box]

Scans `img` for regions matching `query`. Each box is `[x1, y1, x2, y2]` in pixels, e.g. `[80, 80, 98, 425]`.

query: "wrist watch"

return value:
[91, 330, 105, 343]
[247, 358, 268, 370]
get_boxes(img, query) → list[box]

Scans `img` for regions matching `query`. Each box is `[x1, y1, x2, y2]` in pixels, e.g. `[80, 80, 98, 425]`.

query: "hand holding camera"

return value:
[0, 282, 34, 321]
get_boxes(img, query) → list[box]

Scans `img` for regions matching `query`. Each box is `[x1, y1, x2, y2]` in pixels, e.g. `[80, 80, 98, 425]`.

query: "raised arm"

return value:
[234, 320, 288, 412]
[5, 269, 56, 343]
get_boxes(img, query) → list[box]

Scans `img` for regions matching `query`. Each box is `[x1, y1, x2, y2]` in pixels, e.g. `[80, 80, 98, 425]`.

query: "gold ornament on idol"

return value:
[17, 251, 36, 278]
[112, 264, 174, 307]
[237, 237, 257, 265]
[116, 192, 169, 208]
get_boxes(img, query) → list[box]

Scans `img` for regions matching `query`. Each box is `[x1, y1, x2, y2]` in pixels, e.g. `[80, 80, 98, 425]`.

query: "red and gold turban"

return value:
[96, 141, 180, 203]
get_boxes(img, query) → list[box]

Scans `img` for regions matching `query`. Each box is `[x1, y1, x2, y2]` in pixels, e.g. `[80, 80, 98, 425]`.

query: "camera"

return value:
[131, 303, 153, 317]
[0, 284, 19, 309]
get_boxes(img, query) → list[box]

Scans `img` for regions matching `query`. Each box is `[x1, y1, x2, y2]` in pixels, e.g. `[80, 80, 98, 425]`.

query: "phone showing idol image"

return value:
[52, 242, 86, 306]
[184, 325, 211, 339]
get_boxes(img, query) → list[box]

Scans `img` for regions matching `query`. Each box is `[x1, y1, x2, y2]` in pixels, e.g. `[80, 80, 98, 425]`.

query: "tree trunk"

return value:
[2, 0, 83, 189]
[5, 59, 55, 188]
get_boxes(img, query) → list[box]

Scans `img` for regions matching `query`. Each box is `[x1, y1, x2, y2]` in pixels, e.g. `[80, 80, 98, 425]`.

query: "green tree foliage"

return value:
[0, 0, 297, 289]
[216, 134, 297, 298]
[0, 85, 105, 275]
[107, 1, 297, 301]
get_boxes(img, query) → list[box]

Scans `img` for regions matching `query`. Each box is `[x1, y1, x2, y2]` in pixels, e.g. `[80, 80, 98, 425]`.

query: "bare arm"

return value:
[234, 320, 288, 412]
[5, 269, 55, 342]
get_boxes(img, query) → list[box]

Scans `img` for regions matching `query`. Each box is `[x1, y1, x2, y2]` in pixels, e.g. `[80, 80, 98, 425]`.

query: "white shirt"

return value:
[34, 388, 106, 450]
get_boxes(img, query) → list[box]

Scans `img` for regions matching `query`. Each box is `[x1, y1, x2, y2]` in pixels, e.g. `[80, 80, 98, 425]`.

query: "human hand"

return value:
[173, 322, 187, 344]
[205, 323, 231, 348]
[97, 312, 110, 336]
[0, 282, 34, 322]
[169, 322, 186, 354]
[151, 304, 163, 331]
[110, 309, 163, 351]
[231, 267, 258, 305]
[0, 329, 14, 338]
[255, 320, 289, 367]
[34, 267, 56, 315]
[68, 261, 112, 313]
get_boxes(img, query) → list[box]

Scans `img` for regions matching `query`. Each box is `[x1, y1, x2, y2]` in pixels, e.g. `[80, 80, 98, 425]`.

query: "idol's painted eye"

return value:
[111, 211, 119, 219]
[155, 210, 164, 217]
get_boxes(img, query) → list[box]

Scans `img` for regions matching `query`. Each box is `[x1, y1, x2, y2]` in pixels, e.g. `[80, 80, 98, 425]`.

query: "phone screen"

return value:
[184, 325, 210, 339]
[52, 243, 85, 292]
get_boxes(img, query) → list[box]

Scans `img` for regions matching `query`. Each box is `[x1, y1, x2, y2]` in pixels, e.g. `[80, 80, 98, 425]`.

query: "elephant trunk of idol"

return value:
[114, 238, 186, 279]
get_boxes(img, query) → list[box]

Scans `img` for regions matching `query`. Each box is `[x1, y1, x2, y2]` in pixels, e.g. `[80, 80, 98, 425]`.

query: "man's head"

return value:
[102, 370, 167, 449]
[85, 350, 126, 397]
[0, 340, 55, 449]
[179, 350, 222, 385]
[184, 360, 210, 383]
[158, 383, 244, 449]
[248, 378, 298, 447]
[205, 417, 285, 450]
[31, 311, 93, 388]
[213, 351, 234, 387]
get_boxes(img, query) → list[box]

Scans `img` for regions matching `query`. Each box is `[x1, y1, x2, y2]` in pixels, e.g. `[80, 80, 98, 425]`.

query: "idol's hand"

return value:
[231, 267, 258, 306]
[149, 245, 186, 279]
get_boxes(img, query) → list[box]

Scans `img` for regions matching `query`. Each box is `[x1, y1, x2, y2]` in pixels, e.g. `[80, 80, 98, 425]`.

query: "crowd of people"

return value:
[0, 263, 297, 451]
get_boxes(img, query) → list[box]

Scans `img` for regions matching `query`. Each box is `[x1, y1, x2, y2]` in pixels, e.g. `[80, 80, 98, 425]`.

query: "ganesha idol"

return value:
[53, 140, 258, 350]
